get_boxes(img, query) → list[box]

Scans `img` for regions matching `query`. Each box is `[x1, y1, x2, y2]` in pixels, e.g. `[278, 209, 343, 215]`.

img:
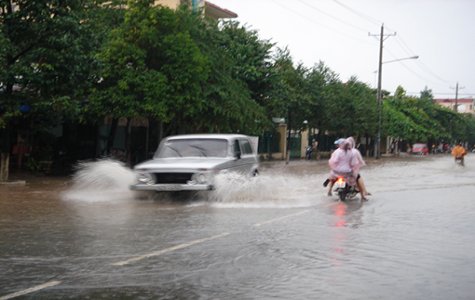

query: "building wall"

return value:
[154, 0, 235, 19]
[155, 0, 181, 9]
[155, 0, 204, 11]
[434, 98, 474, 114]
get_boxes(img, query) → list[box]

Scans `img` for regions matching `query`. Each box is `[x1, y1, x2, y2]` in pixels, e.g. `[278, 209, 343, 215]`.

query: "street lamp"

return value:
[374, 55, 419, 159]
[382, 56, 419, 64]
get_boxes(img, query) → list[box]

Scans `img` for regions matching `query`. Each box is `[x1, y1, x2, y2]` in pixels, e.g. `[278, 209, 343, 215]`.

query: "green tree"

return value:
[0, 0, 100, 180]
[384, 86, 449, 143]
[88, 2, 210, 155]
[183, 18, 272, 134]
[267, 48, 309, 132]
[218, 21, 274, 109]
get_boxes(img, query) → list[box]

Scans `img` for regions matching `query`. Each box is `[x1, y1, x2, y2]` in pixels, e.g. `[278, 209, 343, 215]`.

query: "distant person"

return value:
[451, 143, 467, 166]
[312, 139, 319, 160]
[443, 143, 449, 153]
[12, 136, 30, 169]
[390, 141, 396, 154]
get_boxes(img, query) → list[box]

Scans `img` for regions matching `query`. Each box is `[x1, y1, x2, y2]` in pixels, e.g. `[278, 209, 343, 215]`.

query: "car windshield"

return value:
[155, 138, 229, 158]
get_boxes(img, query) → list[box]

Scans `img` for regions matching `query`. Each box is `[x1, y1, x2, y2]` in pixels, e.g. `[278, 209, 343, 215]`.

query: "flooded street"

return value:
[1, 155, 475, 299]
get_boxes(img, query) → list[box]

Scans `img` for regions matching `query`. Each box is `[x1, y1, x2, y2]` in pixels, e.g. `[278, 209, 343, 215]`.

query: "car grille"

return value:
[153, 173, 193, 184]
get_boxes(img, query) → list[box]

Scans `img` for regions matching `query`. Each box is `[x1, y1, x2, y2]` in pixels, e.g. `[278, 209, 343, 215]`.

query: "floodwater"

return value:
[1, 155, 475, 299]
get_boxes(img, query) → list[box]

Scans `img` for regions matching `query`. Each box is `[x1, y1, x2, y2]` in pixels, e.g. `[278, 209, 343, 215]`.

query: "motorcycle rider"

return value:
[323, 138, 347, 195]
[451, 142, 467, 166]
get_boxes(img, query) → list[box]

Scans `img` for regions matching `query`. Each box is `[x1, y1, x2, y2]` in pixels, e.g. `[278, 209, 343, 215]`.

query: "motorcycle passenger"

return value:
[346, 137, 370, 201]
[451, 143, 467, 166]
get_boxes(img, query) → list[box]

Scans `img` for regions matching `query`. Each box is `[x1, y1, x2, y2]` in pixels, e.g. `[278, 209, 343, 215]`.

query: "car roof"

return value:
[165, 134, 250, 141]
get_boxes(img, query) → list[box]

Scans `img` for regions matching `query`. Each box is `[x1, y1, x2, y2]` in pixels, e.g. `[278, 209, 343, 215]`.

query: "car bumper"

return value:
[130, 183, 214, 192]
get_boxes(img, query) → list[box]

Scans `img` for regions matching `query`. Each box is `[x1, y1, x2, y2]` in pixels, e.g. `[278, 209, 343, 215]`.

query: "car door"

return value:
[236, 138, 257, 175]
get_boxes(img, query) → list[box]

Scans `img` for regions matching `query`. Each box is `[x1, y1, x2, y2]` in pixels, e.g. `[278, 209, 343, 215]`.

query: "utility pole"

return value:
[450, 82, 464, 112]
[369, 24, 396, 159]
[286, 108, 291, 165]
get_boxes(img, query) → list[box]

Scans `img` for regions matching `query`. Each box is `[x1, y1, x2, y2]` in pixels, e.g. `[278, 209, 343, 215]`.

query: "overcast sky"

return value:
[211, 0, 475, 99]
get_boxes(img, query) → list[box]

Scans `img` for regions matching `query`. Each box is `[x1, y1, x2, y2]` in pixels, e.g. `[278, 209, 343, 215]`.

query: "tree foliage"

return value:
[2, 0, 475, 180]
[0, 0, 101, 129]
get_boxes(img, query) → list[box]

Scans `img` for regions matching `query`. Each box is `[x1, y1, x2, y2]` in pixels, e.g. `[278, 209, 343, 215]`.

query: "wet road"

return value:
[1, 155, 475, 299]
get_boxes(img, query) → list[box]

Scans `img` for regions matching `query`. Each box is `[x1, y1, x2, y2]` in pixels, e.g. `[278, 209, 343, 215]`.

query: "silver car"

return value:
[130, 134, 259, 192]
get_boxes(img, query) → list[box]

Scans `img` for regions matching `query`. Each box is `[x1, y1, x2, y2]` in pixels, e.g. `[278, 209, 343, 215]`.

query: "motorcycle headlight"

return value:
[137, 172, 154, 184]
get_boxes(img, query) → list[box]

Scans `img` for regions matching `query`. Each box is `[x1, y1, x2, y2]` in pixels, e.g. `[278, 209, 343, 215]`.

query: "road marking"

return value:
[112, 232, 231, 266]
[253, 209, 311, 227]
[0, 280, 61, 300]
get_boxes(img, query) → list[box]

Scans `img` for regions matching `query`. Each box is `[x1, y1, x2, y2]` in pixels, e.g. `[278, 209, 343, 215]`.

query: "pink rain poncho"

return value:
[328, 140, 353, 175]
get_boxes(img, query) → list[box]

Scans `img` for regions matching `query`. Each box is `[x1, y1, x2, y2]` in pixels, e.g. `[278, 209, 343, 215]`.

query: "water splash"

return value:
[61, 159, 137, 202]
[60, 159, 328, 207]
[208, 172, 322, 208]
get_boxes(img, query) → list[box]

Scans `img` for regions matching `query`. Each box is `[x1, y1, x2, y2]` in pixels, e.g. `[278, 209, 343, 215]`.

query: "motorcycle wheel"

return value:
[338, 190, 346, 201]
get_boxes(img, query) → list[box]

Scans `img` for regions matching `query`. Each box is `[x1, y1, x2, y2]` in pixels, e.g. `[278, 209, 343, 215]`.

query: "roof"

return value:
[205, 1, 237, 19]
[434, 98, 473, 104]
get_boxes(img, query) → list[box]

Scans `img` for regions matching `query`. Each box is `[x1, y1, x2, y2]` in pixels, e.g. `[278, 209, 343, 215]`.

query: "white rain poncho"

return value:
[346, 136, 366, 177]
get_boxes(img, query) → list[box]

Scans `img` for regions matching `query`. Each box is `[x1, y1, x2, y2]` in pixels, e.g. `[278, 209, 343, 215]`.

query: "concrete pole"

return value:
[375, 24, 384, 159]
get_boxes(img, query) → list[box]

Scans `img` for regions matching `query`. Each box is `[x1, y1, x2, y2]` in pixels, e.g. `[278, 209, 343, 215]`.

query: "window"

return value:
[156, 139, 228, 158]
[240, 139, 253, 155]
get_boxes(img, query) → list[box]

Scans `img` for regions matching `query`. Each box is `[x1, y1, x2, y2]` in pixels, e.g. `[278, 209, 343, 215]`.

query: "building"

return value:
[433, 98, 474, 114]
[156, 0, 237, 19]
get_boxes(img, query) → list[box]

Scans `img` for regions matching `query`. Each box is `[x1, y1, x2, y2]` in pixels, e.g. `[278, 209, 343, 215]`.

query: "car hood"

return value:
[133, 157, 232, 172]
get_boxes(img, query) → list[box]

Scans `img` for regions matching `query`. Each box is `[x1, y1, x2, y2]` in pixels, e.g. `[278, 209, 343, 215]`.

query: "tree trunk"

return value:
[0, 153, 9, 182]
[0, 128, 11, 182]
[106, 118, 118, 155]
[124, 118, 131, 165]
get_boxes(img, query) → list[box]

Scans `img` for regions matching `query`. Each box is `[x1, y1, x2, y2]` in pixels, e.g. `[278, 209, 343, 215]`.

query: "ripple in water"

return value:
[61, 159, 137, 202]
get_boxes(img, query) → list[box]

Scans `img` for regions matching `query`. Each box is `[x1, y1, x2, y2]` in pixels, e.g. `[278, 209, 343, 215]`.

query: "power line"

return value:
[326, 2, 447, 94]
[390, 34, 452, 84]
[332, 0, 382, 27]
[383, 47, 443, 89]
[272, 0, 373, 45]
[296, 0, 370, 33]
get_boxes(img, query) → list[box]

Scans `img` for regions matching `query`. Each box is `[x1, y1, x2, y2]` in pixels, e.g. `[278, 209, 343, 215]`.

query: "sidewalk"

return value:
[0, 170, 68, 186]
[260, 159, 329, 175]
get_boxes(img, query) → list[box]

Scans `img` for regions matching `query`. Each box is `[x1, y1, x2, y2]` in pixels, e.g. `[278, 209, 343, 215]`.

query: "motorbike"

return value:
[455, 156, 465, 166]
[333, 174, 359, 201]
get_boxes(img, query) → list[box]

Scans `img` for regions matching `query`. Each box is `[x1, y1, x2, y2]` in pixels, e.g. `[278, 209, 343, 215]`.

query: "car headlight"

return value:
[192, 172, 209, 184]
[137, 172, 154, 184]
